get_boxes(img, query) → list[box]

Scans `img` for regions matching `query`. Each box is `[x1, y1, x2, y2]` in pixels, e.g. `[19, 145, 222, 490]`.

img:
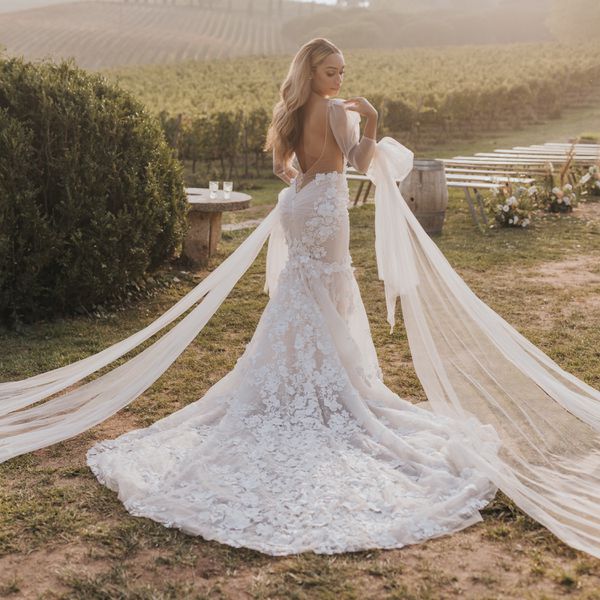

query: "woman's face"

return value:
[311, 53, 345, 99]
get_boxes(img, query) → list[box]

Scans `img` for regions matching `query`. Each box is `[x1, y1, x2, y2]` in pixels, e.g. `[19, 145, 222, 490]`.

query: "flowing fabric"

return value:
[0, 98, 599, 557]
[367, 137, 600, 559]
[0, 208, 280, 462]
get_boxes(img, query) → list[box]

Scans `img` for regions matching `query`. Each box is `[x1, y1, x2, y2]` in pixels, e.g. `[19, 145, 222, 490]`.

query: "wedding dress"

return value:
[1, 98, 600, 558]
[86, 99, 501, 555]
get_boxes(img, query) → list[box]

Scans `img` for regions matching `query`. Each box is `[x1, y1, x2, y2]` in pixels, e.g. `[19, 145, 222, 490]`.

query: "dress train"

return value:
[87, 170, 501, 555]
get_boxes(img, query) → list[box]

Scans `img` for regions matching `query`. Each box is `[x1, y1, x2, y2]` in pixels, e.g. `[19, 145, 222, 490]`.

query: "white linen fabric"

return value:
[1, 98, 599, 558]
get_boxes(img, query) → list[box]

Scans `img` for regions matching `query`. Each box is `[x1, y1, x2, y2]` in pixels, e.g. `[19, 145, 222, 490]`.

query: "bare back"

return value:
[293, 99, 345, 192]
[272, 98, 376, 190]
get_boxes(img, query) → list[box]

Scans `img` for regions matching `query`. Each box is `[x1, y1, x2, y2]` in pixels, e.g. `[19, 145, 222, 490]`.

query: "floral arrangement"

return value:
[490, 183, 536, 228]
[544, 183, 577, 213]
[578, 165, 600, 198]
[537, 159, 579, 213]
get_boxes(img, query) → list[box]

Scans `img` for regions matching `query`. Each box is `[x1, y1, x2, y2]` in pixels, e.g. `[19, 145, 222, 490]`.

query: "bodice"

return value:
[278, 171, 351, 272]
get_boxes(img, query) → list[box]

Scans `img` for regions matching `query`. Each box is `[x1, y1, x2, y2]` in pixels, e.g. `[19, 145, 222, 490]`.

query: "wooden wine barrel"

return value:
[399, 159, 448, 234]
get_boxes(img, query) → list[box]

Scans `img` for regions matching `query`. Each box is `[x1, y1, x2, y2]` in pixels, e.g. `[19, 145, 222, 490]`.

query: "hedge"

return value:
[0, 56, 188, 326]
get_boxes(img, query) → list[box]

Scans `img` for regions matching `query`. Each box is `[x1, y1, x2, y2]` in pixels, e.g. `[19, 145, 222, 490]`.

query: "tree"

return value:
[0, 56, 188, 326]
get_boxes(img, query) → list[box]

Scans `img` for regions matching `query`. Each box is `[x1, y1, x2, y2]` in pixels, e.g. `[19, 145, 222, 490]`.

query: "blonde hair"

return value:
[264, 37, 342, 164]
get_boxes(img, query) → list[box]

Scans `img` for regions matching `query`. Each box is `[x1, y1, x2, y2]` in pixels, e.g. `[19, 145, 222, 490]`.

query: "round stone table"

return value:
[183, 187, 251, 267]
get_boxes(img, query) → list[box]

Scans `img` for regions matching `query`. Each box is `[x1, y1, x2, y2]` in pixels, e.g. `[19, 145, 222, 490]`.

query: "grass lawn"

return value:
[1, 105, 600, 597]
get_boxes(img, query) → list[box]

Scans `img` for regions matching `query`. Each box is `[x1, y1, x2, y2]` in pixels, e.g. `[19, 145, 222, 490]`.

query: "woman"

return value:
[2, 38, 600, 558]
[83, 38, 501, 555]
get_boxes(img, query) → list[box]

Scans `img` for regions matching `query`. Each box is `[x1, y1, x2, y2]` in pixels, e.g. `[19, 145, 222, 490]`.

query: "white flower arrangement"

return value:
[538, 149, 582, 213]
[544, 183, 576, 213]
[488, 183, 536, 228]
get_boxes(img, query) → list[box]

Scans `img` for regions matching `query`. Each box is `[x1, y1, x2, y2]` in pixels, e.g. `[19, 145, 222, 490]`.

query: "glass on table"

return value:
[223, 181, 233, 200]
[209, 180, 219, 199]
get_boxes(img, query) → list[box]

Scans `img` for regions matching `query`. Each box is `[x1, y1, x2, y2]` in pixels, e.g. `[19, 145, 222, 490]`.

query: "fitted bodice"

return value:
[279, 171, 351, 271]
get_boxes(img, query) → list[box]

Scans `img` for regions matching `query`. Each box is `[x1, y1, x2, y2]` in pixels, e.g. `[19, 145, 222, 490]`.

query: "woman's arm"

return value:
[347, 128, 377, 173]
[362, 113, 378, 141]
[273, 147, 299, 185]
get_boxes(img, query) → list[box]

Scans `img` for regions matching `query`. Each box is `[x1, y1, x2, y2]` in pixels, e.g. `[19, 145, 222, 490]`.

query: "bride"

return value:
[2, 38, 600, 558]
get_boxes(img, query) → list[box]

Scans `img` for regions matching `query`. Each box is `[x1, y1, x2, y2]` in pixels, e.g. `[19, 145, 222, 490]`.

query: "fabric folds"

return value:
[0, 208, 280, 463]
[368, 136, 600, 559]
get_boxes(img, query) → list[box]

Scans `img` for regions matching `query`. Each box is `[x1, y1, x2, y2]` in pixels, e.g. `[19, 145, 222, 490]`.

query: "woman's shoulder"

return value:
[329, 98, 351, 116]
[329, 98, 359, 126]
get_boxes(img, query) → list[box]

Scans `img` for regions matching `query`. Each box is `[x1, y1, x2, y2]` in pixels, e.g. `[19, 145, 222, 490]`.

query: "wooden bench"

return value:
[438, 141, 600, 229]
[347, 141, 598, 227]
[441, 160, 547, 174]
[475, 153, 595, 163]
[495, 148, 600, 157]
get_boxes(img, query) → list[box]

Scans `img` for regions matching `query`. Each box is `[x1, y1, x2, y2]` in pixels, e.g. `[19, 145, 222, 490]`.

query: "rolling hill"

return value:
[0, 0, 576, 71]
[0, 0, 306, 70]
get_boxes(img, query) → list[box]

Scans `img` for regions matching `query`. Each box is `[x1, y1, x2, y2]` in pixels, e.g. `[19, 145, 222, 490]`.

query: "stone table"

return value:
[183, 187, 251, 267]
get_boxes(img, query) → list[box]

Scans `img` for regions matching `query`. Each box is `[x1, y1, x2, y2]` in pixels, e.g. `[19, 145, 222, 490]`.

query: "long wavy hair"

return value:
[264, 38, 342, 165]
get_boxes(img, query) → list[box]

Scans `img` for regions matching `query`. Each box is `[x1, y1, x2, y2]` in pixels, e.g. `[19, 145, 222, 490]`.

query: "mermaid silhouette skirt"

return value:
[87, 171, 501, 556]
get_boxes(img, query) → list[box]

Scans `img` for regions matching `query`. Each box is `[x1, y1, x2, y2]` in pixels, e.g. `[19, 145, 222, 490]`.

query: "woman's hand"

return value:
[343, 97, 378, 120]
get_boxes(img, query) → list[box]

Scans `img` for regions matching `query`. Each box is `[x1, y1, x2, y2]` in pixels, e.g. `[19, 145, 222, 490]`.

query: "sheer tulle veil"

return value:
[2, 130, 600, 558]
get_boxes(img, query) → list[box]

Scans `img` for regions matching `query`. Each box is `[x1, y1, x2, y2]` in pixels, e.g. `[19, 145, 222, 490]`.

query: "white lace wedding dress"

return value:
[85, 98, 502, 555]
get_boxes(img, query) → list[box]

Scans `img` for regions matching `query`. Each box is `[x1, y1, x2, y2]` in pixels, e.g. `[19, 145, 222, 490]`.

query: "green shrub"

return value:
[0, 56, 188, 326]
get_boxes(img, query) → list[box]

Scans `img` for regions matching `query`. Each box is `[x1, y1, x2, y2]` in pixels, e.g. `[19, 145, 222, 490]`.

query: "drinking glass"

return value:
[209, 180, 219, 199]
[223, 181, 233, 200]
